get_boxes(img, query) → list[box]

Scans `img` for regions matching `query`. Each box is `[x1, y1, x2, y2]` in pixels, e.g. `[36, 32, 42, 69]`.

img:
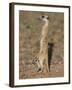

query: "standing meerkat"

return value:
[32, 15, 49, 72]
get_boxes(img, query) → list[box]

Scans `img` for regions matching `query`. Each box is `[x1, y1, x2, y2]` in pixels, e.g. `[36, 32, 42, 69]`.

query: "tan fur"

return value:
[33, 15, 49, 72]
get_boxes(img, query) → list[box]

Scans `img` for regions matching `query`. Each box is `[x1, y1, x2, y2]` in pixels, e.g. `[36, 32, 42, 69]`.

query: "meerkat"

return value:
[32, 15, 49, 72]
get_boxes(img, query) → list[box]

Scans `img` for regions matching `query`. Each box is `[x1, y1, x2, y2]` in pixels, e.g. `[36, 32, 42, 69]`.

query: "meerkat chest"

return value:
[42, 26, 48, 36]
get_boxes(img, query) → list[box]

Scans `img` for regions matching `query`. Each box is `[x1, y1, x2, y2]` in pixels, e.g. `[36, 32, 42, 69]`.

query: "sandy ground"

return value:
[19, 11, 64, 79]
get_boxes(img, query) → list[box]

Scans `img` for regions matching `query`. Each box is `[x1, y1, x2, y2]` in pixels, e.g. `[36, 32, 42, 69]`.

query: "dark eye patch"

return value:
[42, 16, 44, 18]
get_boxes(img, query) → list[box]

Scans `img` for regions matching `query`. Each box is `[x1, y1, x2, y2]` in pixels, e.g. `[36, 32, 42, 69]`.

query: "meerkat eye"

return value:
[42, 15, 44, 18]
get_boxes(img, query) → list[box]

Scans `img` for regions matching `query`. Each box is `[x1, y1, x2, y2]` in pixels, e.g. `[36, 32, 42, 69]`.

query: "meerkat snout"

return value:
[47, 16, 49, 20]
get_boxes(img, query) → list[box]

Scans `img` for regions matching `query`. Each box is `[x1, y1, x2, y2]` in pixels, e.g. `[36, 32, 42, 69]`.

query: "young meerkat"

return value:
[32, 15, 49, 72]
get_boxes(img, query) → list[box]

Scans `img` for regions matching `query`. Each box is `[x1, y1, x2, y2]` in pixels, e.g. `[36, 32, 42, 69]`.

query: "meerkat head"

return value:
[41, 15, 49, 22]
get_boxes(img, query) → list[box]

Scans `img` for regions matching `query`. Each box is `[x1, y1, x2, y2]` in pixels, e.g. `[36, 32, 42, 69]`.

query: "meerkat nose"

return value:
[47, 16, 49, 20]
